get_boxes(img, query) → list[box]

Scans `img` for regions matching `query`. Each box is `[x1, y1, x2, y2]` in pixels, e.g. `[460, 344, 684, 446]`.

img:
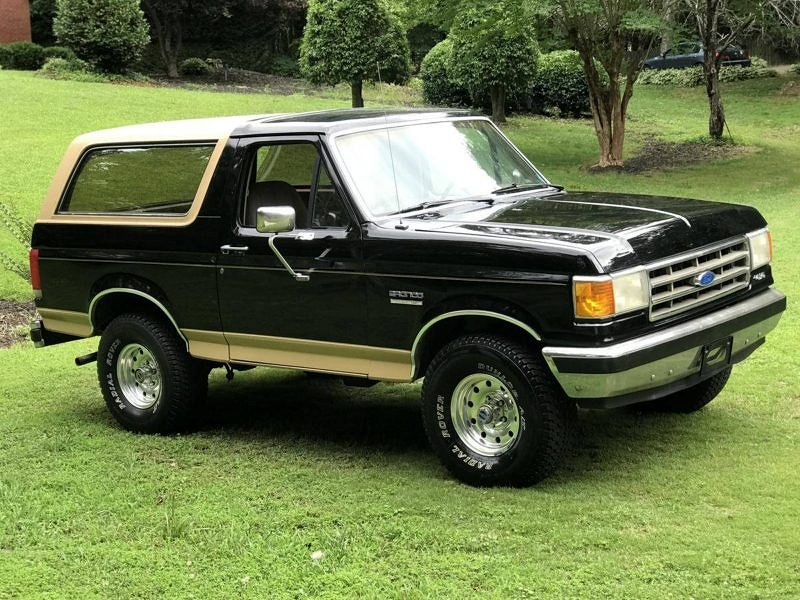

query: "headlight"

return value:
[574, 270, 649, 319]
[747, 228, 772, 269]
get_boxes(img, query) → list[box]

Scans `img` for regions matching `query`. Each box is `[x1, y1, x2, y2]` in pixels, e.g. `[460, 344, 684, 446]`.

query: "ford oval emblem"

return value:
[693, 271, 716, 287]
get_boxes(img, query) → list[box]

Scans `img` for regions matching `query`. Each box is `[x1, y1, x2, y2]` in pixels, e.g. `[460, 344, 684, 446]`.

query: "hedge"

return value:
[419, 39, 472, 107]
[529, 50, 589, 117]
[0, 42, 46, 70]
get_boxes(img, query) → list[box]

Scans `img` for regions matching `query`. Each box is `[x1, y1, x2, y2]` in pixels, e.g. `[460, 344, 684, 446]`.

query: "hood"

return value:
[403, 191, 766, 272]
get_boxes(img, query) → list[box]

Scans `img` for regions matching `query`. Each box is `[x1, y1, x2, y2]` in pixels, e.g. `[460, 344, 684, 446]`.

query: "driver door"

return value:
[216, 136, 369, 373]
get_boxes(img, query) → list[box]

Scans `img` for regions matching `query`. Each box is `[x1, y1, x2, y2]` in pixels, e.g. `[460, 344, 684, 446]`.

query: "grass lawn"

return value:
[0, 71, 798, 598]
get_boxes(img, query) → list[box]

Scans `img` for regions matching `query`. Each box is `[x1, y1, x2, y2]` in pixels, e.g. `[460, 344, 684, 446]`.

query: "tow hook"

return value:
[75, 352, 98, 366]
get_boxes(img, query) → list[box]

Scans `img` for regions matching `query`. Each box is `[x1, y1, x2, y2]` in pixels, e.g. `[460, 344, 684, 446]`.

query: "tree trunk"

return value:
[351, 79, 364, 108]
[660, 0, 675, 54]
[585, 70, 627, 168]
[490, 85, 507, 123]
[704, 52, 725, 139]
[165, 52, 179, 79]
[705, 65, 725, 139]
[143, 3, 182, 79]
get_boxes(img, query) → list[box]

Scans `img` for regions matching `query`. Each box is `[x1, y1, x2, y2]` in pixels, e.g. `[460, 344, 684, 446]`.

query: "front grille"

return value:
[648, 238, 751, 321]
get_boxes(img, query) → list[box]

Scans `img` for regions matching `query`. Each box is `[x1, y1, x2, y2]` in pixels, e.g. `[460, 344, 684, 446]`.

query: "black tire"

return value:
[97, 313, 207, 433]
[421, 334, 575, 487]
[650, 367, 732, 413]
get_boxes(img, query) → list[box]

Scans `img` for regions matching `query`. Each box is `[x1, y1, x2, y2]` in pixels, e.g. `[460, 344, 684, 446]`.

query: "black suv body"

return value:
[30, 109, 786, 485]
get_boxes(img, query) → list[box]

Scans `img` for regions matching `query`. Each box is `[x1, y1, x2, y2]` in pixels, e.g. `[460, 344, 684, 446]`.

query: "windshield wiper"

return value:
[491, 182, 550, 195]
[390, 198, 493, 215]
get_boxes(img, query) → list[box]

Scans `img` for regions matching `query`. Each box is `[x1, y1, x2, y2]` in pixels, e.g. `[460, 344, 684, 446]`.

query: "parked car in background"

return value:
[644, 42, 751, 69]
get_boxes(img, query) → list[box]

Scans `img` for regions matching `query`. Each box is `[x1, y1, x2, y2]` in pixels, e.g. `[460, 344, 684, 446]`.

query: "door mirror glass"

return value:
[256, 206, 296, 233]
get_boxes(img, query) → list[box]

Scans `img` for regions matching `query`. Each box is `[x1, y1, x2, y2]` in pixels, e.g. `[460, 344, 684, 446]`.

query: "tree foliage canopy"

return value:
[299, 0, 411, 87]
[53, 0, 149, 72]
[448, 0, 539, 120]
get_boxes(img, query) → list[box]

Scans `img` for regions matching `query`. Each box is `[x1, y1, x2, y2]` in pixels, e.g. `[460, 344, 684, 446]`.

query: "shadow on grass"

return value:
[188, 367, 729, 485]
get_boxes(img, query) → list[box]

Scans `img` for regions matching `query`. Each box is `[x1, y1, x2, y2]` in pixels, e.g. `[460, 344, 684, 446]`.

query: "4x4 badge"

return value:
[389, 290, 424, 306]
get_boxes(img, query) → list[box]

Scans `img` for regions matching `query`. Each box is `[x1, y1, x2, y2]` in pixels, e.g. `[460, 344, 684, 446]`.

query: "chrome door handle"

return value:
[220, 244, 249, 255]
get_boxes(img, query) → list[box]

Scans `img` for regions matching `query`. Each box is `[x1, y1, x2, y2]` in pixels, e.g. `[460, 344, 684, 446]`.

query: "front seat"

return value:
[246, 180, 308, 229]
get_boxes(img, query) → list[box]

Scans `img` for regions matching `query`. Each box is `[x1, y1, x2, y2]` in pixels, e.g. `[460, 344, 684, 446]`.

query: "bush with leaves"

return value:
[179, 58, 214, 77]
[792, 63, 800, 75]
[639, 64, 777, 87]
[269, 56, 300, 78]
[0, 42, 46, 70]
[529, 50, 589, 117]
[448, 1, 539, 122]
[300, 0, 411, 108]
[638, 66, 705, 86]
[43, 46, 76, 61]
[719, 64, 778, 82]
[38, 57, 106, 82]
[53, 0, 149, 73]
[0, 203, 32, 283]
[419, 39, 471, 107]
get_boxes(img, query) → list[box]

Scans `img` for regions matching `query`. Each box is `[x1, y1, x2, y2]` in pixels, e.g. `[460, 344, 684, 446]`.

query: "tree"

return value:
[553, 0, 664, 167]
[684, 0, 756, 140]
[300, 0, 411, 108]
[141, 1, 235, 78]
[756, 0, 800, 55]
[53, 0, 149, 72]
[449, 1, 539, 123]
[30, 0, 57, 45]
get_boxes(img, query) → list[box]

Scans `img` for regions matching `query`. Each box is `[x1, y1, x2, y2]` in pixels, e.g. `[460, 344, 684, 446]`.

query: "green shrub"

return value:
[638, 66, 705, 87]
[749, 56, 768, 69]
[529, 50, 589, 117]
[419, 39, 471, 107]
[179, 57, 214, 77]
[0, 42, 46, 70]
[792, 64, 800, 75]
[53, 0, 149, 73]
[639, 62, 777, 87]
[269, 55, 300, 78]
[0, 203, 33, 282]
[719, 64, 778, 82]
[43, 45, 76, 61]
[38, 56, 106, 82]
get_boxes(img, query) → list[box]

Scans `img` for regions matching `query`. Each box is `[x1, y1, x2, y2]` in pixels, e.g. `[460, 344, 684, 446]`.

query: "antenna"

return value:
[377, 61, 404, 227]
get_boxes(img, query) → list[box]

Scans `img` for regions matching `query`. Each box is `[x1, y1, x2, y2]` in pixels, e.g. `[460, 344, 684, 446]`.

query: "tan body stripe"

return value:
[220, 331, 412, 382]
[38, 308, 93, 337]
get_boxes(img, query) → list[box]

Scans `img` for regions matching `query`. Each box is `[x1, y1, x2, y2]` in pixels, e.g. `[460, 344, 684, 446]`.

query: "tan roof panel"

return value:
[73, 114, 277, 145]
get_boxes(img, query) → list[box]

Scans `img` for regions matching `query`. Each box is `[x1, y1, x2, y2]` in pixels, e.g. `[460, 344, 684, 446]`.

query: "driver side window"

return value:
[242, 141, 351, 230]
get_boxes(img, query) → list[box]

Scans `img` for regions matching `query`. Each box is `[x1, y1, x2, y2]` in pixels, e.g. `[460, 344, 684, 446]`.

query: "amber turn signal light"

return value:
[574, 279, 615, 318]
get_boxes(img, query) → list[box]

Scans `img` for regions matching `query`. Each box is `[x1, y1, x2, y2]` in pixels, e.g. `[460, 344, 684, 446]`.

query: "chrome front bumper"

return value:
[542, 288, 786, 407]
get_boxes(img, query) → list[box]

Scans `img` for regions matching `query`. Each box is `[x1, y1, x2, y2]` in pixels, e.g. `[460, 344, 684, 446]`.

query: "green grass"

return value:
[1, 70, 799, 598]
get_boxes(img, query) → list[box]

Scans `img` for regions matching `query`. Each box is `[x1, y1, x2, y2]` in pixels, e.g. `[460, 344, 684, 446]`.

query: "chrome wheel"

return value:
[116, 343, 162, 410]
[450, 373, 521, 457]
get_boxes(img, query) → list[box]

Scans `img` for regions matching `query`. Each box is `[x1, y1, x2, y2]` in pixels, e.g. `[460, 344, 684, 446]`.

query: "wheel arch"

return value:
[89, 286, 188, 349]
[412, 309, 542, 380]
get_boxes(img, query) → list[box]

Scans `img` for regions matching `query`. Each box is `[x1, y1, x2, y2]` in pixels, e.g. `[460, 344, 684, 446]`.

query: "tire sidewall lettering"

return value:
[101, 332, 162, 418]
[431, 353, 531, 473]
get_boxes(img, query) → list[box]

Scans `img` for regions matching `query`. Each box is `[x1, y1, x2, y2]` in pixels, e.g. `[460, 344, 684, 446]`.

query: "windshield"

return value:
[334, 120, 548, 216]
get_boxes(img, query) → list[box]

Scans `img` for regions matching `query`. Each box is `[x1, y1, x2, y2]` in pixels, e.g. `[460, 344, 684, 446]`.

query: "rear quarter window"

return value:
[60, 144, 215, 215]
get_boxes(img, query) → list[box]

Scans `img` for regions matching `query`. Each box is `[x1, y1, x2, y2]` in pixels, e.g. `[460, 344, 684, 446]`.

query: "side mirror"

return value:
[256, 206, 295, 234]
[256, 205, 309, 283]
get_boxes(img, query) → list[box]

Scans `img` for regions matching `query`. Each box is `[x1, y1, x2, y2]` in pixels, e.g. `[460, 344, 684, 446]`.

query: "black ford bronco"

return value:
[30, 109, 786, 486]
